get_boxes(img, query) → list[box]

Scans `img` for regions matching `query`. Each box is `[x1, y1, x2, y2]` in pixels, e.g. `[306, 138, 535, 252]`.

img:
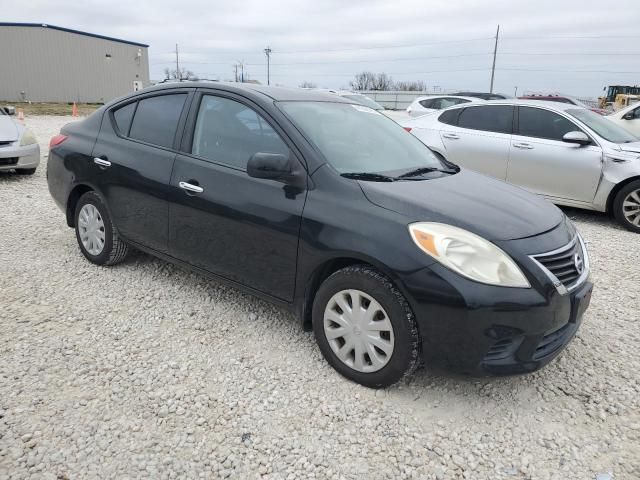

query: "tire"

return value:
[613, 180, 640, 233]
[312, 265, 420, 388]
[74, 191, 129, 265]
[15, 168, 36, 175]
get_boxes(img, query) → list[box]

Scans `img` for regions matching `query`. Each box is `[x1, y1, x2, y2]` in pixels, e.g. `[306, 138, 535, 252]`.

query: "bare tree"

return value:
[350, 72, 395, 91]
[350, 72, 376, 91]
[394, 80, 427, 91]
[299, 81, 317, 88]
[163, 67, 199, 81]
[371, 73, 394, 91]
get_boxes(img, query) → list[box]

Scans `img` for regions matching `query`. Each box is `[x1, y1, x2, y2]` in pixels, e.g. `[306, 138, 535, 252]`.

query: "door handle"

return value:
[93, 157, 111, 167]
[513, 143, 534, 150]
[442, 133, 459, 140]
[179, 181, 204, 194]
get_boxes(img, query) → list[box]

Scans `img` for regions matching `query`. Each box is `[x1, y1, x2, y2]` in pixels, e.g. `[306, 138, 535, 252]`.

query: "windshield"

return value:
[342, 94, 385, 111]
[278, 101, 445, 175]
[567, 108, 638, 143]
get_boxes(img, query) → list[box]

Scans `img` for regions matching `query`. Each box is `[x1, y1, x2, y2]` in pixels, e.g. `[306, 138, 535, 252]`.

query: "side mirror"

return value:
[562, 131, 591, 146]
[3, 106, 15, 116]
[247, 152, 293, 180]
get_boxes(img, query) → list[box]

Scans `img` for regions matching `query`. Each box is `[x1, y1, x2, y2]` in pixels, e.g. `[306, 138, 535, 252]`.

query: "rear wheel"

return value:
[15, 168, 36, 175]
[312, 265, 420, 388]
[74, 191, 129, 265]
[613, 180, 640, 233]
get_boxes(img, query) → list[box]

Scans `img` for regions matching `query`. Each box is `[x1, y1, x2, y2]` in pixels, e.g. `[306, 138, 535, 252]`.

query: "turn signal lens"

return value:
[403, 127, 412, 132]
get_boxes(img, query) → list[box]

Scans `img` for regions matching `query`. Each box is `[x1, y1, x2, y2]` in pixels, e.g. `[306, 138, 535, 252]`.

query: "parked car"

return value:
[47, 83, 592, 387]
[0, 106, 40, 175]
[452, 91, 511, 100]
[403, 99, 640, 232]
[606, 101, 640, 137]
[518, 94, 609, 115]
[406, 95, 479, 118]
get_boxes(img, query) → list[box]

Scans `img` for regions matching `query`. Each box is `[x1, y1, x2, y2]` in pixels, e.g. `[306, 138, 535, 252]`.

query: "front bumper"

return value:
[398, 222, 593, 375]
[0, 142, 40, 171]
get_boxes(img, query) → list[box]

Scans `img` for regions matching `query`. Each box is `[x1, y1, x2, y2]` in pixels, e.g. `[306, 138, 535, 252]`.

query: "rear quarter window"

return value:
[438, 108, 461, 126]
[112, 102, 136, 136]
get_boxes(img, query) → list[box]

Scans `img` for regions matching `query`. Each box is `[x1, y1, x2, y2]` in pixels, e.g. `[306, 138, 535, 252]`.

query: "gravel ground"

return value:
[1, 115, 639, 480]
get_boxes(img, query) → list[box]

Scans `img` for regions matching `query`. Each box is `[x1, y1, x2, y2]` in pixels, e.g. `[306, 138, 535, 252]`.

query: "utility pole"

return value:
[489, 25, 499, 93]
[175, 43, 180, 81]
[264, 47, 272, 85]
[240, 61, 244, 82]
[514, 86, 518, 97]
[233, 64, 238, 82]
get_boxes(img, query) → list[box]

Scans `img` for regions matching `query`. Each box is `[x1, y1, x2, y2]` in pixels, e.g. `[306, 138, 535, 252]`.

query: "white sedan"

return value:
[406, 95, 480, 117]
[0, 107, 40, 175]
[606, 102, 640, 137]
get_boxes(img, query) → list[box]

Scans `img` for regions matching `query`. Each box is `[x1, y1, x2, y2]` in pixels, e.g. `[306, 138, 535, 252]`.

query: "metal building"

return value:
[0, 23, 150, 103]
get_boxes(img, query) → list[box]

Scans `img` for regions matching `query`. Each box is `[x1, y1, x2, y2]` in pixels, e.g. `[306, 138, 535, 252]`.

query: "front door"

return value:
[439, 104, 514, 180]
[168, 92, 306, 301]
[507, 106, 602, 203]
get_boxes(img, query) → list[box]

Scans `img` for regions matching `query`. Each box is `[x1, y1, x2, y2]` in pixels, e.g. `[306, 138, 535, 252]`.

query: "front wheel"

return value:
[613, 180, 640, 233]
[312, 265, 421, 388]
[74, 191, 129, 265]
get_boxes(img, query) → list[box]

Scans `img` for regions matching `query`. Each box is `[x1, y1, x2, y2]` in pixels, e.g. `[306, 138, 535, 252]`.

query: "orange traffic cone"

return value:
[72, 102, 78, 117]
[17, 109, 24, 122]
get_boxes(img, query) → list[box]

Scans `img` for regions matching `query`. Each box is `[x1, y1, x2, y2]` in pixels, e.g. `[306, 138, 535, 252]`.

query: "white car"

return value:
[406, 95, 480, 118]
[606, 102, 640, 137]
[0, 107, 40, 175]
[402, 99, 640, 232]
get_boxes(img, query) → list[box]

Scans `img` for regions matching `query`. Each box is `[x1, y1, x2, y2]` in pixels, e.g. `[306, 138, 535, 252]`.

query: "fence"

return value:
[360, 91, 439, 110]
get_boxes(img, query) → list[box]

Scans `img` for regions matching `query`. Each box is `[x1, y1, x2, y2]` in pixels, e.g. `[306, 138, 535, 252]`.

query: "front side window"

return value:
[518, 107, 579, 141]
[129, 94, 187, 148]
[192, 95, 288, 169]
[457, 105, 513, 134]
[278, 101, 444, 175]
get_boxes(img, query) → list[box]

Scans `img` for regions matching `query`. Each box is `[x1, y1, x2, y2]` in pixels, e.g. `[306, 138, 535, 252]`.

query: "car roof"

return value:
[414, 95, 480, 102]
[140, 81, 354, 103]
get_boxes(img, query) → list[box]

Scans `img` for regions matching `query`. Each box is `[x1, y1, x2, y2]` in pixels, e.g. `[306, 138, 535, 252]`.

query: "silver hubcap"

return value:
[623, 189, 640, 226]
[78, 204, 105, 255]
[323, 289, 395, 373]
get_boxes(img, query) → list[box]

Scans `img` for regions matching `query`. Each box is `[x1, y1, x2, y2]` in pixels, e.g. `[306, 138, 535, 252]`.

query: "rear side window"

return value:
[419, 99, 434, 109]
[191, 95, 288, 169]
[438, 108, 461, 126]
[112, 102, 136, 135]
[457, 105, 513, 134]
[518, 107, 579, 141]
[129, 94, 187, 148]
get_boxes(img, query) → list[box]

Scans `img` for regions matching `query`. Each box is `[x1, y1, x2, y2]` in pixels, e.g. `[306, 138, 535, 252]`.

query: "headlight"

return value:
[408, 222, 530, 288]
[19, 129, 38, 146]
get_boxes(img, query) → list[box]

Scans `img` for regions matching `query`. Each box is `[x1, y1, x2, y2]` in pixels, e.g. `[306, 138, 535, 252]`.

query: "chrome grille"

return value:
[530, 235, 588, 294]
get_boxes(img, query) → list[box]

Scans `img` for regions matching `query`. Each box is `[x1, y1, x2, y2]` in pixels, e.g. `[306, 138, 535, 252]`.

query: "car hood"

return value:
[359, 169, 564, 241]
[618, 141, 640, 154]
[0, 116, 19, 142]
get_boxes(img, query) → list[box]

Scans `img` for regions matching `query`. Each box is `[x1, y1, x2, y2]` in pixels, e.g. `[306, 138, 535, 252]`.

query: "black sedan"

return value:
[47, 82, 593, 387]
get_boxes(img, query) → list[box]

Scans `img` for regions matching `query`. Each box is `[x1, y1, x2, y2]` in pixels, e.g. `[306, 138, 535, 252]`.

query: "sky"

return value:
[5, 0, 640, 97]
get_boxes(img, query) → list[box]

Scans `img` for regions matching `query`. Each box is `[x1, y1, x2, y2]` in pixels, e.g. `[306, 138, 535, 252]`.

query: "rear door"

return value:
[507, 106, 602, 202]
[168, 91, 306, 301]
[439, 104, 514, 179]
[91, 89, 192, 252]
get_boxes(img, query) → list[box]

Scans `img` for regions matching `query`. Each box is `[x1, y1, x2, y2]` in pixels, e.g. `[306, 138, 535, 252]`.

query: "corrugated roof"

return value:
[0, 22, 149, 47]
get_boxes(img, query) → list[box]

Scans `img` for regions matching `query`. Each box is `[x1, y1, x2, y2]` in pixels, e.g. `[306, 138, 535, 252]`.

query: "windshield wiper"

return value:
[341, 172, 396, 182]
[396, 166, 457, 179]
